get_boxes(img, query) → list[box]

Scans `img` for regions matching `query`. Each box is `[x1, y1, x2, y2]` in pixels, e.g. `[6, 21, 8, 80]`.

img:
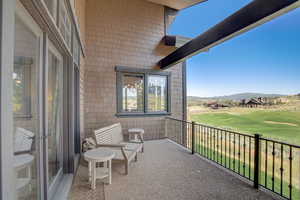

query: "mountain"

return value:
[188, 93, 285, 102]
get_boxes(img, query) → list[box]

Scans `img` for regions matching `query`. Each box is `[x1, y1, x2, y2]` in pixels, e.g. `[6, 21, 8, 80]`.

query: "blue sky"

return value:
[169, 0, 300, 97]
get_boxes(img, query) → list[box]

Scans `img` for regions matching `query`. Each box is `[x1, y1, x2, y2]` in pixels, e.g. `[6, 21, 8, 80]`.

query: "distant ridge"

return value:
[188, 93, 285, 101]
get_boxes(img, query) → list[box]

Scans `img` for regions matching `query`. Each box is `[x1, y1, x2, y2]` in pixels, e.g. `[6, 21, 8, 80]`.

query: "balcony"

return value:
[69, 139, 276, 200]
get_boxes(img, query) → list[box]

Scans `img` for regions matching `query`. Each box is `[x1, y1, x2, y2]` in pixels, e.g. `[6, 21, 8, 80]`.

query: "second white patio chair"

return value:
[94, 123, 143, 175]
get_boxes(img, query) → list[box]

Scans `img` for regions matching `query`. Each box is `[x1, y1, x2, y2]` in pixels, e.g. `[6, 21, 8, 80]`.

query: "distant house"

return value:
[207, 102, 229, 109]
[240, 97, 265, 108]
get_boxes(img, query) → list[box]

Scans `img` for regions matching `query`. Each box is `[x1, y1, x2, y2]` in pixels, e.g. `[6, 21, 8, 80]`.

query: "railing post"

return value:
[165, 117, 168, 138]
[254, 133, 261, 189]
[182, 121, 186, 147]
[192, 121, 195, 154]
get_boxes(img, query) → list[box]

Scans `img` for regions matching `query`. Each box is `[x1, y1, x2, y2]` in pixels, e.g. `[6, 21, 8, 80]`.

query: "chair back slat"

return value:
[94, 123, 124, 144]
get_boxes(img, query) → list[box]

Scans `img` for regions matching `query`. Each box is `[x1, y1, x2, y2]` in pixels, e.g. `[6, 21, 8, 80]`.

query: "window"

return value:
[116, 66, 171, 116]
[59, 0, 71, 47]
[148, 75, 167, 112]
[122, 74, 144, 112]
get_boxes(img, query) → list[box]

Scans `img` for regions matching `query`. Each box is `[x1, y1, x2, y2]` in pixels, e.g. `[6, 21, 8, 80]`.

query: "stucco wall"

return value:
[84, 0, 184, 140]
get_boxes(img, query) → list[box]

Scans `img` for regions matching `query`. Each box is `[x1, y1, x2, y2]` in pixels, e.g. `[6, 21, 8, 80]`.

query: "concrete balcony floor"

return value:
[69, 139, 275, 200]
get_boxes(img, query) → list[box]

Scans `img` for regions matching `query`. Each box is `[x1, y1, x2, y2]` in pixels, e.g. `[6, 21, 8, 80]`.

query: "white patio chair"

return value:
[14, 127, 35, 198]
[14, 127, 34, 154]
[94, 123, 143, 175]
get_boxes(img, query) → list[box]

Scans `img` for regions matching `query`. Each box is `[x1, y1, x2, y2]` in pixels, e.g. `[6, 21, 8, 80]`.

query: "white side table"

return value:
[128, 128, 144, 152]
[84, 148, 115, 189]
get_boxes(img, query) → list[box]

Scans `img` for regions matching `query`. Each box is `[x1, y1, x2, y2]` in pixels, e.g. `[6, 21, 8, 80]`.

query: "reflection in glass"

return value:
[13, 57, 32, 117]
[122, 75, 144, 112]
[13, 15, 39, 200]
[148, 75, 167, 112]
[47, 51, 63, 186]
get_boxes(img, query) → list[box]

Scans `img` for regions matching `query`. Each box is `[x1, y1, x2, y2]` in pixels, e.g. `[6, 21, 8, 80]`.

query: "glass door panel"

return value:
[47, 46, 63, 187]
[13, 13, 41, 200]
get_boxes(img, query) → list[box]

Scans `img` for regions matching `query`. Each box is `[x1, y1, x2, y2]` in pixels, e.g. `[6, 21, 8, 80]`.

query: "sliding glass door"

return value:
[13, 3, 43, 199]
[13, 5, 64, 199]
[3, 1, 79, 199]
[47, 42, 63, 190]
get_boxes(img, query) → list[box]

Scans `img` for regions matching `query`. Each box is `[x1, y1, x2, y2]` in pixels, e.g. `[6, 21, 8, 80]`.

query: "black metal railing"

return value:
[165, 117, 300, 200]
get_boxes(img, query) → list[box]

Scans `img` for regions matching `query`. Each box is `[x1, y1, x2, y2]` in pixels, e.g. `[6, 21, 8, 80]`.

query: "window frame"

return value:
[116, 66, 171, 117]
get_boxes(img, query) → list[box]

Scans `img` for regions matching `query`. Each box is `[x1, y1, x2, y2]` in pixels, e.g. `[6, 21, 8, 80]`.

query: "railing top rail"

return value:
[166, 117, 254, 137]
[260, 137, 300, 149]
[166, 117, 300, 148]
[166, 117, 192, 124]
[196, 122, 254, 137]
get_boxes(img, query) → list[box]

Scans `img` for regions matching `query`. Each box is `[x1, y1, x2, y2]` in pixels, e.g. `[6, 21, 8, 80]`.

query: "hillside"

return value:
[188, 93, 285, 102]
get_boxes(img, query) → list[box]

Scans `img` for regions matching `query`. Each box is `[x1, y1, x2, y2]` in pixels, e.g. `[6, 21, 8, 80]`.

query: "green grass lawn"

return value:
[195, 144, 300, 200]
[191, 110, 300, 145]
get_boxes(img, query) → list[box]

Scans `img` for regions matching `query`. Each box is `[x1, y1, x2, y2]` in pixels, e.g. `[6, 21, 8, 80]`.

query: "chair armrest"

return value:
[126, 141, 143, 144]
[14, 150, 31, 155]
[96, 143, 126, 148]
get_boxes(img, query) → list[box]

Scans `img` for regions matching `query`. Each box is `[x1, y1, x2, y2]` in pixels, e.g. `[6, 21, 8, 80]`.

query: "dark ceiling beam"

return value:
[158, 0, 300, 69]
[164, 35, 191, 47]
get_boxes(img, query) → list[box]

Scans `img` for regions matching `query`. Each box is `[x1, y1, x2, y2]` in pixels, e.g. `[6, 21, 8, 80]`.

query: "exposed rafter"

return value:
[164, 35, 191, 48]
[158, 0, 300, 70]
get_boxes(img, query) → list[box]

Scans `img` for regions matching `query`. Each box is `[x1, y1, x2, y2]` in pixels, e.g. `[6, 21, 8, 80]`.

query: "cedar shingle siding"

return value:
[83, 0, 185, 140]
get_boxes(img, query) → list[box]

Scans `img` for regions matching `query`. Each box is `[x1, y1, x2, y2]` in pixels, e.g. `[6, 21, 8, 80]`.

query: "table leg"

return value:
[91, 161, 96, 190]
[88, 161, 91, 182]
[108, 160, 112, 185]
[28, 165, 32, 192]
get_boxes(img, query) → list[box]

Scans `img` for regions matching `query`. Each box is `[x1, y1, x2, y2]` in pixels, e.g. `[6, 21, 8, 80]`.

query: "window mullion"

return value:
[144, 73, 148, 113]
[167, 74, 171, 113]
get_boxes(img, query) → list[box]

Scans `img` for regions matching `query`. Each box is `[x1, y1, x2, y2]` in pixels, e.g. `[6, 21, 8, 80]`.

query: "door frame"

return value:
[45, 38, 64, 200]
[0, 0, 78, 199]
[0, 0, 16, 200]
[74, 66, 80, 155]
